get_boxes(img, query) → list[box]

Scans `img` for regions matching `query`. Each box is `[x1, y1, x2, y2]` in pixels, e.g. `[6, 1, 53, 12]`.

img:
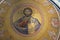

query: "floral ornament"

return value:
[48, 31, 57, 40]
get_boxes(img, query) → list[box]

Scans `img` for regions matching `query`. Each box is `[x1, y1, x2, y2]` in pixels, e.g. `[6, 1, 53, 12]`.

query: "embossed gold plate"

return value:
[0, 0, 60, 40]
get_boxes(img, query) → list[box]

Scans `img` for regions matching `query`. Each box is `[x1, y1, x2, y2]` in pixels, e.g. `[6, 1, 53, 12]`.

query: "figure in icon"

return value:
[13, 8, 41, 34]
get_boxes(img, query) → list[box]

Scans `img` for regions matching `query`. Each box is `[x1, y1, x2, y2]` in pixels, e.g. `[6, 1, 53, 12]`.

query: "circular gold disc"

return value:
[0, 0, 60, 40]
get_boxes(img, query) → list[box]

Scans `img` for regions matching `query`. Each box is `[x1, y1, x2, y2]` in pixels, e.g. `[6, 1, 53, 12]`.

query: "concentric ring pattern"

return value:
[0, 0, 60, 40]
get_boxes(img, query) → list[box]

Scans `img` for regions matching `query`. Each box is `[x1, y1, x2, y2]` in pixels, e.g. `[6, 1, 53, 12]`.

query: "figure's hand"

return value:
[18, 20, 28, 27]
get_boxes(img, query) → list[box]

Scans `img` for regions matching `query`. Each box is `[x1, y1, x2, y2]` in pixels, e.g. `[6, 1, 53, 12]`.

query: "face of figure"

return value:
[23, 8, 32, 17]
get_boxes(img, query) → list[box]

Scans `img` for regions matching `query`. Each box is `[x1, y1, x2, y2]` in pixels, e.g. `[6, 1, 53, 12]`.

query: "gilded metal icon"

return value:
[0, 0, 60, 40]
